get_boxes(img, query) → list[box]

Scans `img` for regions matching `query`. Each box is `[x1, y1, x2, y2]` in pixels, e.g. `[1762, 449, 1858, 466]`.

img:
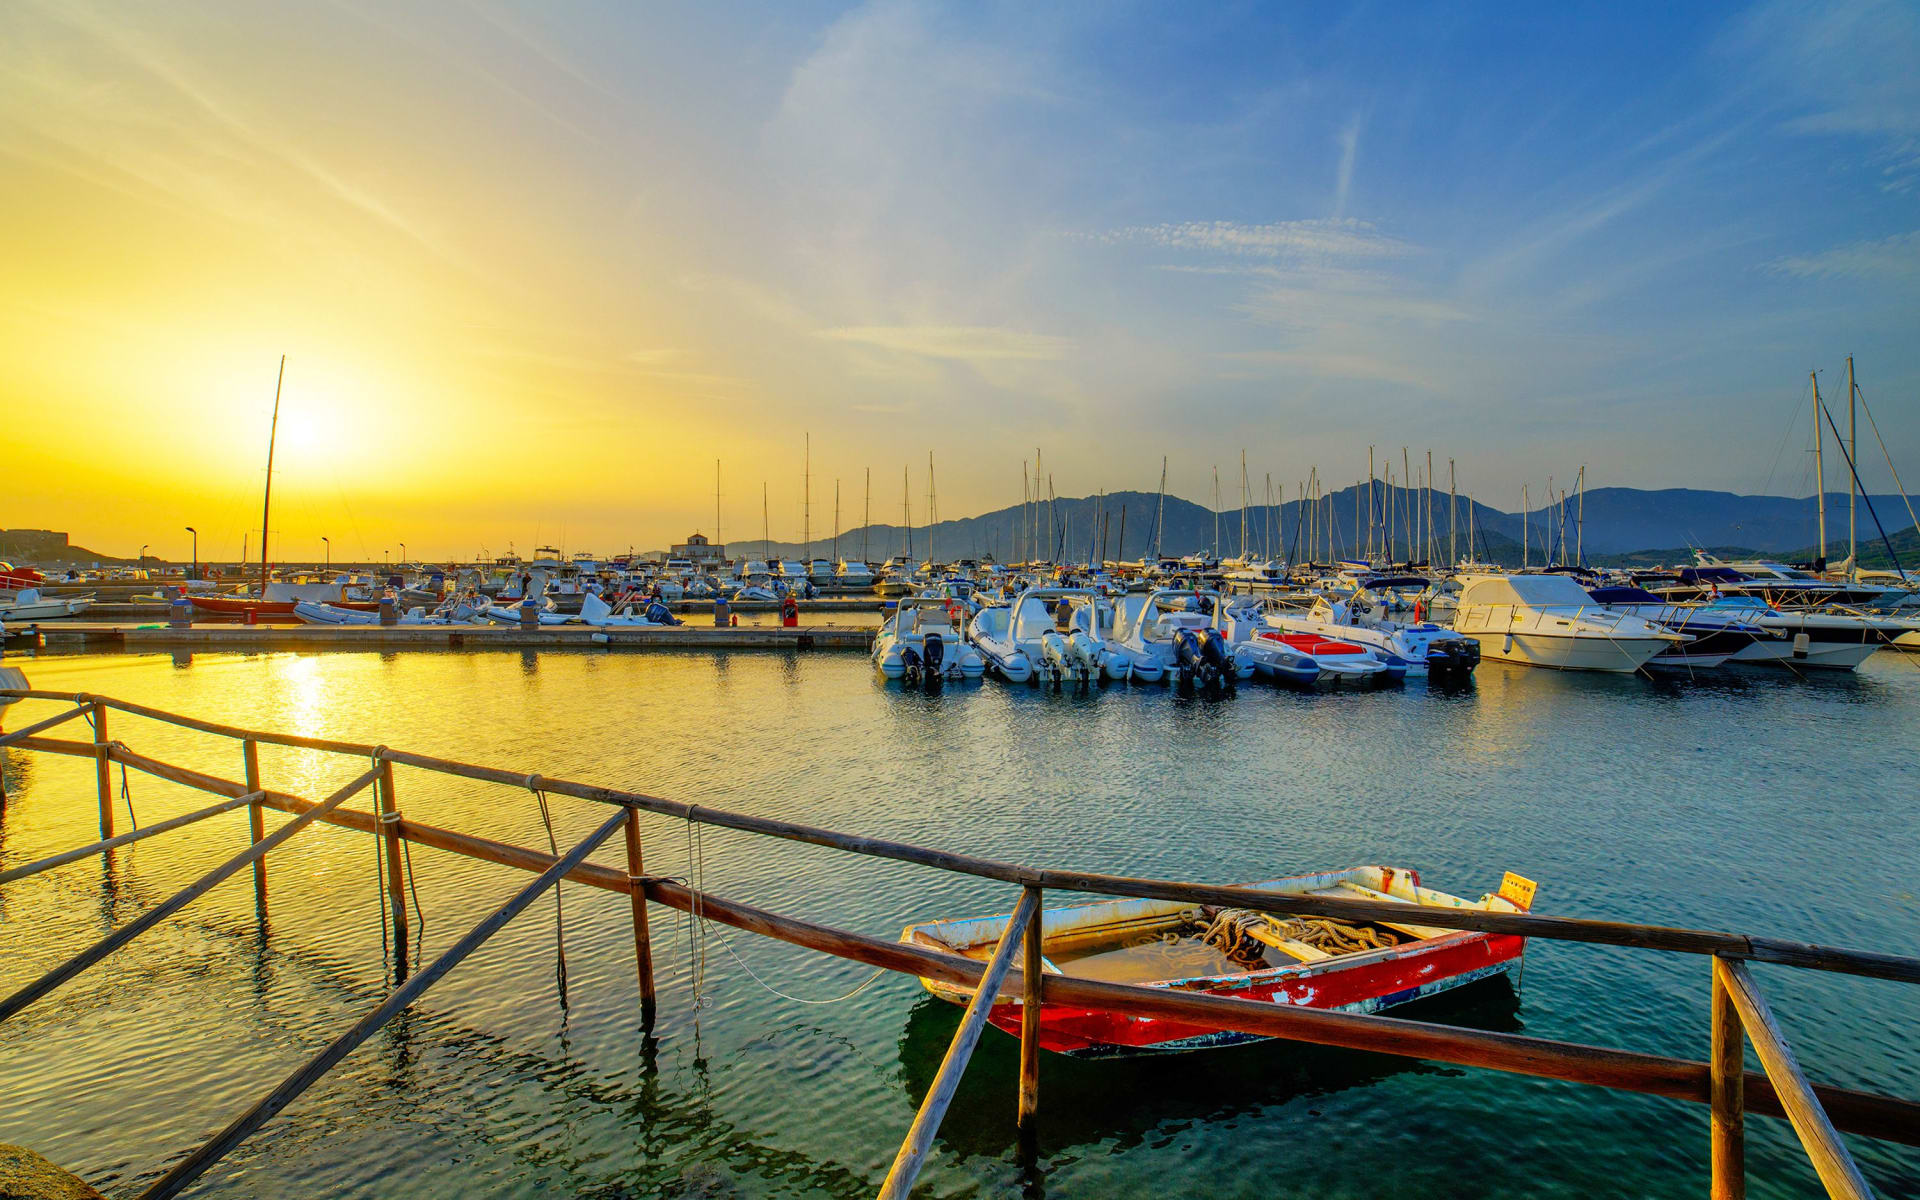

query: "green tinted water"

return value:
[1, 647, 1915, 1198]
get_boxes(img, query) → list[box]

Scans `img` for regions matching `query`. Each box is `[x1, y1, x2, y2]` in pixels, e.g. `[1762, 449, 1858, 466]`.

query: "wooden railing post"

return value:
[91, 699, 113, 839]
[243, 738, 266, 914]
[1717, 958, 1874, 1200]
[623, 808, 656, 1025]
[1018, 886, 1042, 1130]
[375, 756, 409, 978]
[1711, 956, 1745, 1200]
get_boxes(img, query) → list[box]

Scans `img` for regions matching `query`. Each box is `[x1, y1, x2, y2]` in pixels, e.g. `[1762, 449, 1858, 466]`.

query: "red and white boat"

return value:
[903, 865, 1537, 1057]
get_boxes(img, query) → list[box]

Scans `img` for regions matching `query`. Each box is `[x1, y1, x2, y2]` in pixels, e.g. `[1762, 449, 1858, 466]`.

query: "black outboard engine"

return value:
[1173, 628, 1216, 691]
[899, 644, 924, 686]
[920, 632, 945, 685]
[1198, 629, 1234, 687]
[646, 599, 681, 626]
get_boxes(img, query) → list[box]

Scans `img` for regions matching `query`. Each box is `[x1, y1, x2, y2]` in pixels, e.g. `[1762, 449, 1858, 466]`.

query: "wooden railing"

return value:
[0, 687, 1914, 1199]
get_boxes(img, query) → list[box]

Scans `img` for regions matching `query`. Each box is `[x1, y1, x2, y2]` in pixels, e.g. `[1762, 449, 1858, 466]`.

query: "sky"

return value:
[3, 0, 1917, 562]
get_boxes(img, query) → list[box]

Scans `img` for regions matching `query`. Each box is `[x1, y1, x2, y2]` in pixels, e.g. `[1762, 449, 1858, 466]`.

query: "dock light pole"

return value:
[186, 527, 197, 581]
[322, 536, 330, 568]
[139, 544, 148, 569]
[400, 542, 407, 564]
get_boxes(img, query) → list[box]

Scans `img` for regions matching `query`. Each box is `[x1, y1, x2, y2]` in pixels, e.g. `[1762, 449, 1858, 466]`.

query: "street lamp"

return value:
[185, 527, 197, 581]
[400, 542, 407, 564]
[139, 543, 148, 571]
[322, 536, 330, 569]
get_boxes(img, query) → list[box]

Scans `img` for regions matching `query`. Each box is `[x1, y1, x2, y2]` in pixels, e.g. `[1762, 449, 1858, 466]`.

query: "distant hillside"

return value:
[714, 483, 1916, 567]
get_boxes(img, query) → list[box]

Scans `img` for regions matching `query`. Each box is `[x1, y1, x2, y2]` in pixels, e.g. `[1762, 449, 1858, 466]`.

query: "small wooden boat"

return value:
[190, 594, 379, 621]
[902, 865, 1537, 1057]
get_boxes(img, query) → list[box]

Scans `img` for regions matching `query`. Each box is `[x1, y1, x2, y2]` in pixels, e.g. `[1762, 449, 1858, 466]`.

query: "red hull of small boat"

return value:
[190, 596, 379, 621]
[985, 932, 1524, 1057]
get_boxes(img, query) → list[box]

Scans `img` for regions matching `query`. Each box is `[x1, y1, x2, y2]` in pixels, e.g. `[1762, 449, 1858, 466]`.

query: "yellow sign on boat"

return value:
[1498, 872, 1538, 910]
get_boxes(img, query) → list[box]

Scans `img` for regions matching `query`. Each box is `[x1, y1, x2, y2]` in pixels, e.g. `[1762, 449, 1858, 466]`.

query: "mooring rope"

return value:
[682, 813, 713, 1032]
[118, 759, 138, 832]
[709, 922, 889, 1005]
[524, 775, 568, 1007]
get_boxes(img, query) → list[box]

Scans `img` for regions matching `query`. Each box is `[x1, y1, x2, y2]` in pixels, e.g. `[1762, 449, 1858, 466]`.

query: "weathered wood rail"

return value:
[0, 686, 1915, 1199]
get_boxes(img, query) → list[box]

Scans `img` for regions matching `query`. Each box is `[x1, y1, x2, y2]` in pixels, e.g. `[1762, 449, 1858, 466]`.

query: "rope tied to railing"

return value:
[524, 774, 568, 1008]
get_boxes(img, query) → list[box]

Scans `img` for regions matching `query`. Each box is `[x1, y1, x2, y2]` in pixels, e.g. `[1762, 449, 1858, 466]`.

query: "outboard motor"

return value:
[920, 632, 946, 685]
[899, 644, 924, 686]
[646, 599, 680, 626]
[1198, 629, 1236, 689]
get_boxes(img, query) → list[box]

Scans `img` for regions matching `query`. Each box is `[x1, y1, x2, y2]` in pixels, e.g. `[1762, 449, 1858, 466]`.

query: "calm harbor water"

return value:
[2, 646, 1916, 1198]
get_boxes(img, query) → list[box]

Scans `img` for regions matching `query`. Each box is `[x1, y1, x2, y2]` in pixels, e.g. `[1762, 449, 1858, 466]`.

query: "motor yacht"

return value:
[1444, 573, 1681, 673]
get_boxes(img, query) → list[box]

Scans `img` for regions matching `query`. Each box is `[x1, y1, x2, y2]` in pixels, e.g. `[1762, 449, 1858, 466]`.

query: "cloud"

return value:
[1333, 114, 1363, 220]
[816, 325, 1071, 361]
[1222, 349, 1432, 389]
[1724, 0, 1920, 190]
[1766, 231, 1920, 281]
[1098, 218, 1409, 261]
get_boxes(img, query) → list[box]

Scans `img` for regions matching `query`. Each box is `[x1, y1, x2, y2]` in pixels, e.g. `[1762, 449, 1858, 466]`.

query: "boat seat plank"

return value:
[1314, 882, 1455, 938]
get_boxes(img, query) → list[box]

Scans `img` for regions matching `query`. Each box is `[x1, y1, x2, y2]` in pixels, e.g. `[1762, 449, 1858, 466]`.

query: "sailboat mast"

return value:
[1576, 466, 1585, 566]
[833, 479, 840, 563]
[762, 483, 770, 558]
[1425, 450, 1434, 564]
[863, 467, 871, 564]
[1812, 370, 1827, 568]
[903, 466, 913, 560]
[1847, 355, 1857, 579]
[1448, 458, 1457, 567]
[1366, 446, 1375, 564]
[258, 354, 286, 596]
[1212, 466, 1220, 559]
[1153, 457, 1167, 559]
[1239, 451, 1249, 558]
[1523, 484, 1530, 570]
[927, 451, 937, 565]
[715, 460, 722, 551]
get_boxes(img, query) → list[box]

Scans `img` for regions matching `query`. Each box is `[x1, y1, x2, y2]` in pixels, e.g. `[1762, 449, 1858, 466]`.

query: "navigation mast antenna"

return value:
[1812, 370, 1827, 570]
[1847, 355, 1857, 580]
[258, 354, 286, 597]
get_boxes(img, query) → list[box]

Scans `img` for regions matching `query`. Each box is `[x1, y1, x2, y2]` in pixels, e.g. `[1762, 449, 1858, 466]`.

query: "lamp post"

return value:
[322, 536, 330, 569]
[186, 527, 197, 581]
[400, 542, 407, 565]
[139, 543, 148, 571]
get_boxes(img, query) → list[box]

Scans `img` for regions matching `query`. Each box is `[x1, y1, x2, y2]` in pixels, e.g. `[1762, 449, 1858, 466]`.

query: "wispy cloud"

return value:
[1766, 231, 1920, 281]
[1096, 218, 1410, 261]
[1332, 114, 1363, 220]
[816, 325, 1071, 361]
[1222, 349, 1432, 389]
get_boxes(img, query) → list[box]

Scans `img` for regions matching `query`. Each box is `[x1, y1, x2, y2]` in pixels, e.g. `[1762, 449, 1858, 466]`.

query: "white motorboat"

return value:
[1699, 598, 1901, 670]
[0, 588, 93, 621]
[1108, 588, 1255, 688]
[579, 593, 679, 627]
[1444, 573, 1682, 673]
[873, 596, 986, 683]
[1261, 575, 1479, 677]
[836, 560, 875, 587]
[966, 586, 1118, 684]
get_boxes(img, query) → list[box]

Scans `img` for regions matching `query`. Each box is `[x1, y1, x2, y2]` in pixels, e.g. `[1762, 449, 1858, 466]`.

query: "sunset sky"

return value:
[4, 1, 1917, 562]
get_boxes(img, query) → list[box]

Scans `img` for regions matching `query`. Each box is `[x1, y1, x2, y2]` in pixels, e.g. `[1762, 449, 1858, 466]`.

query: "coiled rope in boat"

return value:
[1201, 907, 1399, 967]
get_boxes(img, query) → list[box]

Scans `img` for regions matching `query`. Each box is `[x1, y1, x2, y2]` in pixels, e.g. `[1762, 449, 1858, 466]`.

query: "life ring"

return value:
[945, 600, 964, 621]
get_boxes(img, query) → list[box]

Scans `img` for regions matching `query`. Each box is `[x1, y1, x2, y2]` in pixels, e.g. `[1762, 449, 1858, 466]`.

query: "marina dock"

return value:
[16, 622, 875, 652]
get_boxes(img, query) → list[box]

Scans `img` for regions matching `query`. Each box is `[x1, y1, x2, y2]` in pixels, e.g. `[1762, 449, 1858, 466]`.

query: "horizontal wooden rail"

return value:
[0, 704, 89, 749]
[0, 767, 377, 1023]
[0, 792, 261, 884]
[880, 888, 1037, 1199]
[136, 808, 630, 1200]
[5, 687, 1916, 983]
[1717, 959, 1873, 1199]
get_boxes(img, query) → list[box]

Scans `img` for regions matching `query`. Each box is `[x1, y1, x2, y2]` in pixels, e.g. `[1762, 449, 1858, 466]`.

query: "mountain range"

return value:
[712, 484, 1917, 568]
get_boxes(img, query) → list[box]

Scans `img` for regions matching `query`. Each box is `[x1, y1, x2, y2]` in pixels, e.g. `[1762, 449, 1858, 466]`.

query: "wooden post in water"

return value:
[376, 756, 409, 977]
[91, 699, 113, 839]
[243, 738, 267, 914]
[624, 808, 657, 1024]
[1710, 956, 1745, 1200]
[1019, 886, 1043, 1129]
